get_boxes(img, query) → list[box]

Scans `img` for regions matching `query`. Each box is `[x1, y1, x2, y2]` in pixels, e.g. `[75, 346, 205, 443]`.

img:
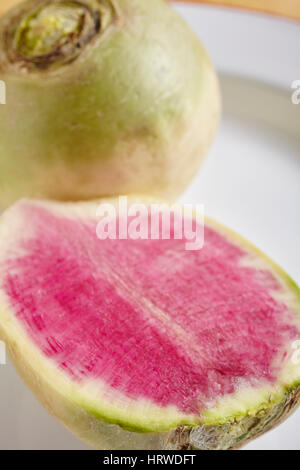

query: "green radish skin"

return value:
[0, 0, 220, 209]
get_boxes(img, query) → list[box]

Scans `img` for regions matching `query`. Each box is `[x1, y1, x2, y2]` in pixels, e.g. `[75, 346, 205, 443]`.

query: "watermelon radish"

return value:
[0, 198, 299, 450]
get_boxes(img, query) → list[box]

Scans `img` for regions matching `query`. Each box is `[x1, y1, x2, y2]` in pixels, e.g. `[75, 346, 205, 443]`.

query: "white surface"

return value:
[0, 3, 300, 450]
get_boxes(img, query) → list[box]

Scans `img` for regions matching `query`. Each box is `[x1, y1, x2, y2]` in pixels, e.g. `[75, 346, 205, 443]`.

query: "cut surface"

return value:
[0, 0, 220, 209]
[0, 198, 299, 445]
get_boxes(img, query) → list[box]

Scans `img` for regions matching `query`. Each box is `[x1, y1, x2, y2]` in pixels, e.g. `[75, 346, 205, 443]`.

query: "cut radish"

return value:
[0, 198, 299, 450]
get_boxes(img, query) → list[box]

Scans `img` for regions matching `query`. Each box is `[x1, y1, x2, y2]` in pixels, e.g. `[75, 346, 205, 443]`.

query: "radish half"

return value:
[0, 198, 299, 450]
